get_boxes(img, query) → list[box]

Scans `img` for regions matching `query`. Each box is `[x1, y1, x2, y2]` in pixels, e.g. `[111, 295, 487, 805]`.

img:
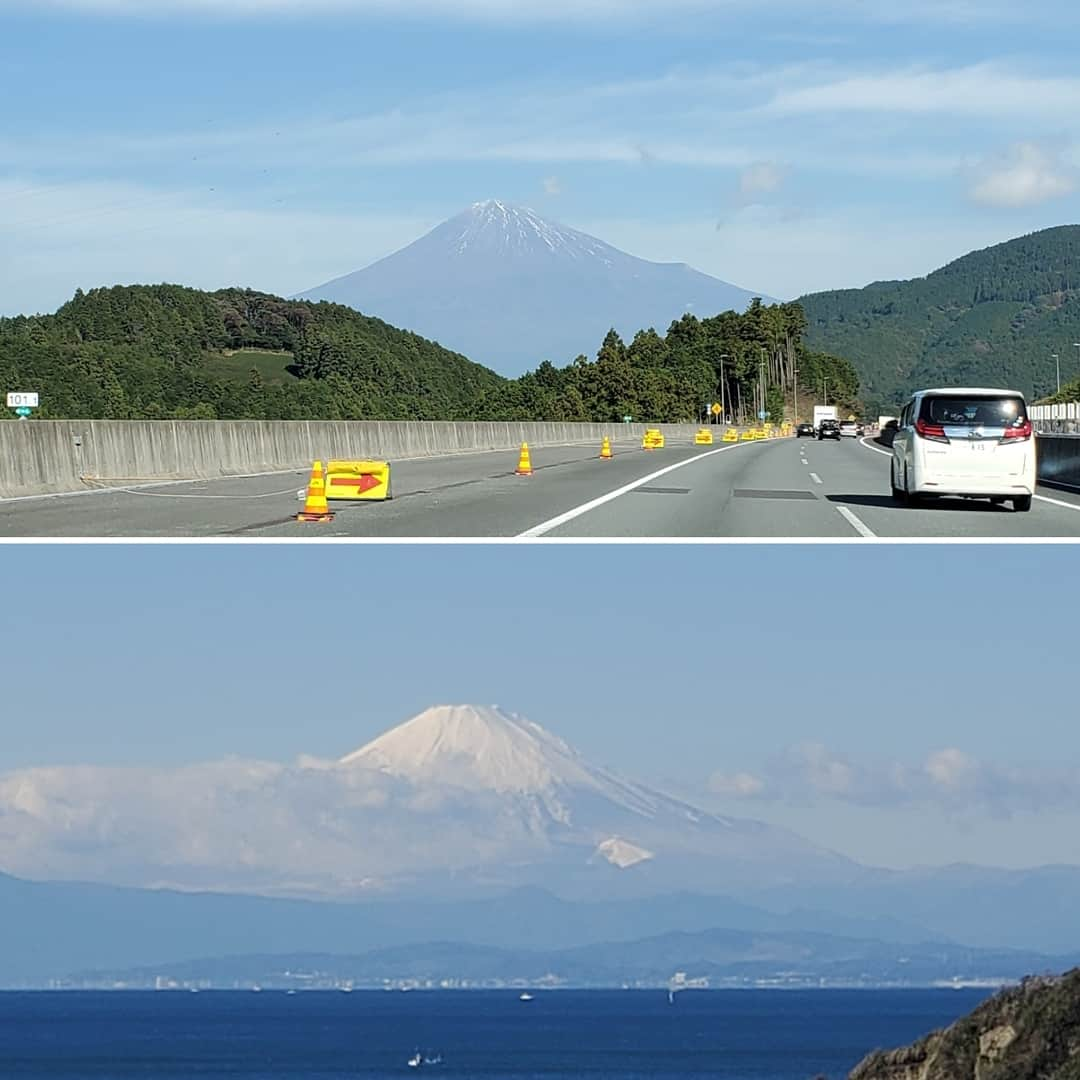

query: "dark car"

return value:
[818, 419, 841, 440]
[796, 422, 815, 438]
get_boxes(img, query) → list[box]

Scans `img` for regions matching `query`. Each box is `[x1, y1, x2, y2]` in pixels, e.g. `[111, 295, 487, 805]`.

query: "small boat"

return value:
[519, 992, 534, 1001]
[407, 1052, 423, 1068]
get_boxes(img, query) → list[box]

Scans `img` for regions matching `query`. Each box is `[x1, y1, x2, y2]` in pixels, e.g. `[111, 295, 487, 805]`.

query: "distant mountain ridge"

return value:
[63, 928, 1079, 991]
[297, 200, 772, 375]
[799, 225, 1080, 410]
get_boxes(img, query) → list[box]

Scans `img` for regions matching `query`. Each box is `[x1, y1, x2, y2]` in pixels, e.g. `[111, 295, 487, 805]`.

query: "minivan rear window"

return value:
[919, 395, 1027, 428]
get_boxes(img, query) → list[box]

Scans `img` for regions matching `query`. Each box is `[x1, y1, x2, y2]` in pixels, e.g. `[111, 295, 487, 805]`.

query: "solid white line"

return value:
[1034, 493, 1080, 512]
[859, 436, 893, 457]
[809, 472, 823, 485]
[836, 505, 876, 538]
[517, 443, 755, 537]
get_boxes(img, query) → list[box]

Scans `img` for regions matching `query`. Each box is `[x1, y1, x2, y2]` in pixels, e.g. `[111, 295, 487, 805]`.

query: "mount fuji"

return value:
[0, 704, 852, 901]
[333, 704, 855, 896]
[296, 201, 771, 375]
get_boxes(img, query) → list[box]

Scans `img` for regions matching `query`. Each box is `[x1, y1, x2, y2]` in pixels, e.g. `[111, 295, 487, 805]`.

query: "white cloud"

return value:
[968, 142, 1077, 208]
[0, 755, 535, 896]
[738, 161, 786, 197]
[924, 748, 978, 789]
[709, 771, 766, 798]
[765, 63, 1080, 117]
[708, 742, 1080, 818]
[543, 176, 563, 196]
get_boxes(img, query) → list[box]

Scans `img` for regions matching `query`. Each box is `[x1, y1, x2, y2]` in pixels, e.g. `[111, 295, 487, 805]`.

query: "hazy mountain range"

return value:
[4, 704, 1080, 985]
[296, 201, 771, 375]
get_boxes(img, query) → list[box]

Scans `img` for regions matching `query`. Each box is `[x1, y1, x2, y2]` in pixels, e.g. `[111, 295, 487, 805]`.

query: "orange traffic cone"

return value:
[297, 460, 334, 522]
[600, 436, 612, 460]
[515, 442, 533, 476]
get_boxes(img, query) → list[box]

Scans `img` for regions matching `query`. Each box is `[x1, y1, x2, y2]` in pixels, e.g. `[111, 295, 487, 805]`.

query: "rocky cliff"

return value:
[850, 970, 1080, 1080]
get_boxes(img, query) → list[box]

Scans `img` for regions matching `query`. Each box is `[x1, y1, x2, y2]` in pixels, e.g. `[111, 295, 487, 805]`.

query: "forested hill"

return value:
[0, 285, 858, 422]
[0, 285, 504, 421]
[800, 225, 1080, 412]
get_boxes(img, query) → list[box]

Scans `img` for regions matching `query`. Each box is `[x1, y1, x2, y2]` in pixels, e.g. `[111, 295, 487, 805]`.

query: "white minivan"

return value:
[890, 387, 1036, 512]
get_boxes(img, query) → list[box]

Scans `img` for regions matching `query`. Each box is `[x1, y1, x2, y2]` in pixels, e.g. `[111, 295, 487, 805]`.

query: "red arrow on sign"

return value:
[330, 474, 382, 493]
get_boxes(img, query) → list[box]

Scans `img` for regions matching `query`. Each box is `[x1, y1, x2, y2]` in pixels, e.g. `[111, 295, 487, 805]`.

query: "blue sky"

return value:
[2, 543, 1078, 872]
[3, 0, 1080, 317]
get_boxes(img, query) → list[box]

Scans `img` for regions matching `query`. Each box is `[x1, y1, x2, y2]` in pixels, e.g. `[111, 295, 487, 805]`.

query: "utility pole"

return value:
[759, 347, 766, 419]
[1053, 353, 1060, 394]
[1074, 344, 1080, 390]
[793, 367, 799, 426]
[719, 353, 730, 425]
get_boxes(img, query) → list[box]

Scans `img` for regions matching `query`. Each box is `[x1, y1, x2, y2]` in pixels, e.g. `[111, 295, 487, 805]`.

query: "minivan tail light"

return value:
[915, 419, 949, 443]
[1002, 419, 1033, 441]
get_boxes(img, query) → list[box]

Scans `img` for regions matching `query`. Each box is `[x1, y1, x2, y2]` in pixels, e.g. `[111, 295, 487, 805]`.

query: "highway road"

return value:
[3, 435, 1080, 539]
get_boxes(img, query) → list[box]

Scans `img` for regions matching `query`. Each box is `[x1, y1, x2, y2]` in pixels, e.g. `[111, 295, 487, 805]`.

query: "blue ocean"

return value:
[0, 989, 992, 1079]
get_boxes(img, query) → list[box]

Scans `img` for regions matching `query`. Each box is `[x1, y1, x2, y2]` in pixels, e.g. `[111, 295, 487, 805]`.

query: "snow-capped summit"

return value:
[296, 201, 771, 375]
[451, 201, 616, 263]
[339, 704, 596, 793]
[339, 704, 712, 823]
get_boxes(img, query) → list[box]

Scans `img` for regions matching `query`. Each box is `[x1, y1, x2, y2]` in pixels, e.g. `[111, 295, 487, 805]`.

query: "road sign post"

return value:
[7, 391, 38, 419]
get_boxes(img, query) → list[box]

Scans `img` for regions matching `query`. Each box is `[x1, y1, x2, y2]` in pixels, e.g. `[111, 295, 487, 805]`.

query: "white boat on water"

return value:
[519, 992, 534, 1001]
[407, 1051, 441, 1067]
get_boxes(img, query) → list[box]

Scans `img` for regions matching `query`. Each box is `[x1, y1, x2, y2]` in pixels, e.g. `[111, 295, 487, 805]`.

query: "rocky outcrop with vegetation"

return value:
[850, 970, 1080, 1080]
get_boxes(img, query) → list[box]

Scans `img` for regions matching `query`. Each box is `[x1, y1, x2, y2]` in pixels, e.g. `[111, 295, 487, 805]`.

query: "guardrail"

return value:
[1031, 402, 1080, 435]
[0, 419, 756, 500]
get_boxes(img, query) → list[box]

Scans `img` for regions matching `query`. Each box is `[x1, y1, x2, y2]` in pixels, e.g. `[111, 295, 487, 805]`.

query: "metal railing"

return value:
[1031, 402, 1080, 434]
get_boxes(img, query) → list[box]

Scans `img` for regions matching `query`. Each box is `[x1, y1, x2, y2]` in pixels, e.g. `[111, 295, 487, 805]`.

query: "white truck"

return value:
[812, 405, 837, 431]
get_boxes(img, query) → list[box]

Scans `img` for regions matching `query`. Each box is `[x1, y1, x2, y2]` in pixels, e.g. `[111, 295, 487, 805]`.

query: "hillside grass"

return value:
[207, 349, 297, 385]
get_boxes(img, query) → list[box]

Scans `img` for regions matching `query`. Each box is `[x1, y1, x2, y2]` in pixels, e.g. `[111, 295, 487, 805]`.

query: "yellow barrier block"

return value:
[723, 428, 739, 442]
[740, 429, 755, 441]
[694, 428, 714, 445]
[325, 460, 392, 501]
[642, 428, 665, 450]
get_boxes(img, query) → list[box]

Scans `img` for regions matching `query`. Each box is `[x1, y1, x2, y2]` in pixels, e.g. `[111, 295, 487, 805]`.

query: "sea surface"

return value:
[0, 988, 993, 1079]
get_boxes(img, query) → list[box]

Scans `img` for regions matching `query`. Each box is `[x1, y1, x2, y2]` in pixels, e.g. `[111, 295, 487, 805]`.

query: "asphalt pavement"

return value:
[3, 435, 1079, 539]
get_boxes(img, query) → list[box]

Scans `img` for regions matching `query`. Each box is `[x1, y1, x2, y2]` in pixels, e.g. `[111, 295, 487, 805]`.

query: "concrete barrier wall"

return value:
[1037, 434, 1080, 491]
[0, 420, 720, 499]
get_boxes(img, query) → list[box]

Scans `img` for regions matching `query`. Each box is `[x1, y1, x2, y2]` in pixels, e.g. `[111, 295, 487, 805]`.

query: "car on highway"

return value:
[796, 422, 815, 438]
[817, 419, 841, 440]
[839, 420, 859, 438]
[890, 387, 1036, 512]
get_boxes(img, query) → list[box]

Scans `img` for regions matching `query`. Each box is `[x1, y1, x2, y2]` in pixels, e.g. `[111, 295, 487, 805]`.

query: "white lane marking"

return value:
[802, 459, 810, 466]
[809, 472, 823, 485]
[860, 436, 893, 458]
[518, 442, 757, 537]
[836, 505, 876, 537]
[1034, 493, 1080, 512]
